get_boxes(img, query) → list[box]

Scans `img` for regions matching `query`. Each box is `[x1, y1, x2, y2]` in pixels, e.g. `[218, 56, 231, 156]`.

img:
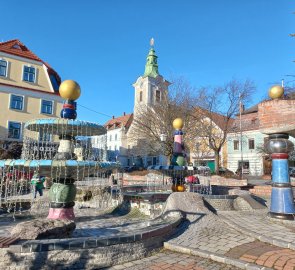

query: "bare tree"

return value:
[128, 77, 198, 163]
[0, 141, 22, 159]
[193, 79, 255, 174]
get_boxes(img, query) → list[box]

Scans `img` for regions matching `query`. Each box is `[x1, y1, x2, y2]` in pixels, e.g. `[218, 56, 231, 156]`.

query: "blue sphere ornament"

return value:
[60, 108, 77, 120]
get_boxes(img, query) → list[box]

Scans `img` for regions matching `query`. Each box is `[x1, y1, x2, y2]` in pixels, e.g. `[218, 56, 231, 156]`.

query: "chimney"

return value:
[123, 112, 126, 116]
[112, 116, 115, 119]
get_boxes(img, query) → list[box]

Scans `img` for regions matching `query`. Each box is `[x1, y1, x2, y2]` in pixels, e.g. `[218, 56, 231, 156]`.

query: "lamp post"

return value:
[160, 133, 167, 165]
[239, 93, 244, 178]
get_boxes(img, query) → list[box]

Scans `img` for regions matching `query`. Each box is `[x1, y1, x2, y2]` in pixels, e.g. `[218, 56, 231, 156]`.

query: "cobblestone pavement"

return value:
[166, 213, 255, 255]
[226, 240, 295, 270]
[106, 250, 240, 270]
[219, 210, 295, 249]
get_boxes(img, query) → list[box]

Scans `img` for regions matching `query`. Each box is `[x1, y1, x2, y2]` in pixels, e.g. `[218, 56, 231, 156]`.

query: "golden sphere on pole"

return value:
[173, 118, 184, 130]
[268, 85, 284, 99]
[59, 80, 81, 100]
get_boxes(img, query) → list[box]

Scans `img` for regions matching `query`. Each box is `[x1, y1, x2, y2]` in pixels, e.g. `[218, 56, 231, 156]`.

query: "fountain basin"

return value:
[0, 160, 118, 180]
[25, 118, 106, 136]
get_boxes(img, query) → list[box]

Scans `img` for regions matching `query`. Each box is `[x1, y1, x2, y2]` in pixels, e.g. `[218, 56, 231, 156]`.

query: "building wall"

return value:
[91, 127, 130, 165]
[0, 53, 63, 141]
[133, 75, 169, 117]
[0, 53, 53, 92]
[227, 130, 267, 175]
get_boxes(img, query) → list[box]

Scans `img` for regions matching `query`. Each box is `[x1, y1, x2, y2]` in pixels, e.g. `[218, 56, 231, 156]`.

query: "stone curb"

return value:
[9, 217, 183, 253]
[164, 242, 272, 270]
[219, 214, 295, 251]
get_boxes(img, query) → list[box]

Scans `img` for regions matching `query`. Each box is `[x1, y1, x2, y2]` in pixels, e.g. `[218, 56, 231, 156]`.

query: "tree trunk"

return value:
[214, 151, 220, 174]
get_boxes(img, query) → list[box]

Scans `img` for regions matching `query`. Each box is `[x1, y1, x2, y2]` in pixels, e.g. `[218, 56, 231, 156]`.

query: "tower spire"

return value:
[143, 38, 159, 78]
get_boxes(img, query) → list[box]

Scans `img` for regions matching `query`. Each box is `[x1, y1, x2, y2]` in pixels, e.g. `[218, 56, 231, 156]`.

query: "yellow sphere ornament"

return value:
[268, 85, 284, 99]
[173, 118, 184, 130]
[59, 80, 81, 100]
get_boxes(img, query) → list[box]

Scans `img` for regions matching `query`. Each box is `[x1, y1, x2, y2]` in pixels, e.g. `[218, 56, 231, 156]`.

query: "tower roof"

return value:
[143, 39, 160, 78]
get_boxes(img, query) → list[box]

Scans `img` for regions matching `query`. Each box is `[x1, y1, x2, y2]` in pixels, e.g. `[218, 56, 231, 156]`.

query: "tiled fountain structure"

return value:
[258, 85, 295, 220]
[0, 80, 184, 269]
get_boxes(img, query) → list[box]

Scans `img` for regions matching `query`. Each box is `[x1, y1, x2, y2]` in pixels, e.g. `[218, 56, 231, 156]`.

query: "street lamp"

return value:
[160, 133, 167, 166]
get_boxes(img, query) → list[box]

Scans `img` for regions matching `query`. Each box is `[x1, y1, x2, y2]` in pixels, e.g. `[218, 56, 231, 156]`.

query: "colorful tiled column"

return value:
[266, 133, 295, 220]
[47, 80, 80, 220]
[171, 118, 186, 192]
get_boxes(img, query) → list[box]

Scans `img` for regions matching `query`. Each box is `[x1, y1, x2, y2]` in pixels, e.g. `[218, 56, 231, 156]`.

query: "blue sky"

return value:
[1, 0, 294, 124]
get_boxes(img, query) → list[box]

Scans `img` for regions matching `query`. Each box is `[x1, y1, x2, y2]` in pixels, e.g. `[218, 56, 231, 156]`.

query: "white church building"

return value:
[91, 40, 170, 167]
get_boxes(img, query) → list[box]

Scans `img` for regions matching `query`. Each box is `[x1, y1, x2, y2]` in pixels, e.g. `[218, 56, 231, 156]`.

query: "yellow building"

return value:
[0, 39, 63, 143]
[187, 108, 231, 172]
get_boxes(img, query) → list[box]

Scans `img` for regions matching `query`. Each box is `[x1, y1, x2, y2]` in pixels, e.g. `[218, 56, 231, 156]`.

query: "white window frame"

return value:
[248, 138, 255, 150]
[22, 64, 37, 83]
[0, 58, 8, 77]
[233, 140, 239, 151]
[7, 121, 22, 140]
[40, 99, 54, 115]
[9, 94, 24, 111]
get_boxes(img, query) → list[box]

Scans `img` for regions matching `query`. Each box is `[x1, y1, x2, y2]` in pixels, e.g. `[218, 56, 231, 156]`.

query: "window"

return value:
[10, 95, 23, 110]
[109, 135, 112, 141]
[233, 140, 239, 150]
[139, 91, 143, 102]
[156, 90, 161, 102]
[49, 74, 60, 92]
[41, 100, 53, 114]
[0, 60, 7, 77]
[249, 139, 255, 150]
[115, 134, 117, 141]
[8, 122, 21, 139]
[114, 145, 117, 151]
[23, 66, 36, 82]
[39, 130, 52, 142]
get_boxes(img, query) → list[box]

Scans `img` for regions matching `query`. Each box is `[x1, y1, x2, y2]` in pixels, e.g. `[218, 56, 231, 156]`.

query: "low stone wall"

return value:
[249, 185, 272, 197]
[130, 200, 166, 218]
[210, 176, 247, 187]
[123, 173, 170, 186]
[1, 217, 182, 270]
[202, 195, 238, 211]
[122, 174, 147, 185]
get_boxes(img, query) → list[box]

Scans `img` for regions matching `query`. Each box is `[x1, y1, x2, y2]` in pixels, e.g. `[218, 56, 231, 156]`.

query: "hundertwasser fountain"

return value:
[0, 80, 118, 220]
[148, 118, 208, 192]
[259, 85, 295, 220]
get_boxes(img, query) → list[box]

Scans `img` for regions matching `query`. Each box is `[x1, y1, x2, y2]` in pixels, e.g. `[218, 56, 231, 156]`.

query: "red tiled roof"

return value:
[195, 107, 234, 131]
[0, 39, 42, 62]
[105, 113, 133, 129]
[0, 39, 61, 84]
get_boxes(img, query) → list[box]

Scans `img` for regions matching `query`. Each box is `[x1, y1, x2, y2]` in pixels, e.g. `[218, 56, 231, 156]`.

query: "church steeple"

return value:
[143, 38, 159, 78]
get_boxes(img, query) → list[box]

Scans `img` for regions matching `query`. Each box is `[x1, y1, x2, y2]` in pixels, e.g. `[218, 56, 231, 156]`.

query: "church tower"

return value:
[133, 39, 170, 116]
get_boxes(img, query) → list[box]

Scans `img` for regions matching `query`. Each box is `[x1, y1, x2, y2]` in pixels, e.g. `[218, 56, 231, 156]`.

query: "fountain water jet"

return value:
[0, 80, 118, 221]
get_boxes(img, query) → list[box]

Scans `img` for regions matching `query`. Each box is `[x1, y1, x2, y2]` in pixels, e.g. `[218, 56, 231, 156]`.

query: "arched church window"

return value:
[139, 91, 143, 102]
[156, 90, 161, 102]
